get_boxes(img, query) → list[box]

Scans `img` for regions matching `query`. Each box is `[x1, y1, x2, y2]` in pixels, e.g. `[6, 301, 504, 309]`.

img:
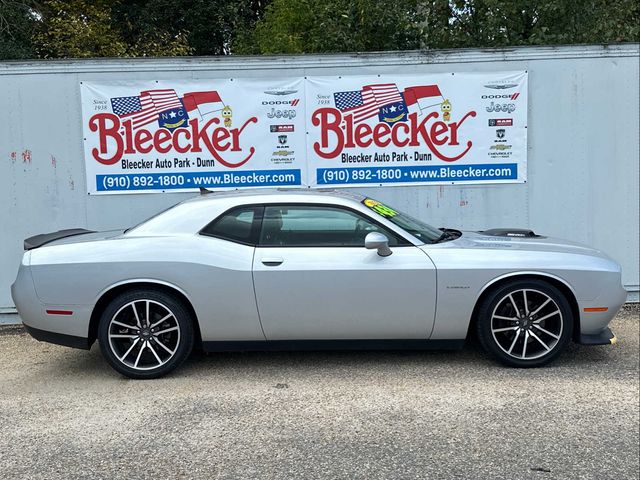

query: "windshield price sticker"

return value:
[363, 198, 398, 218]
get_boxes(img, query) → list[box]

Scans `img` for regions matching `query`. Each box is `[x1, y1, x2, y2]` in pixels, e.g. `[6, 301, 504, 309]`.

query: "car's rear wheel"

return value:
[476, 279, 573, 367]
[98, 289, 194, 379]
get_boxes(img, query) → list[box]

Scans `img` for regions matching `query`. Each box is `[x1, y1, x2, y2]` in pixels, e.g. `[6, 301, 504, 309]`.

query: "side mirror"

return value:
[365, 232, 392, 257]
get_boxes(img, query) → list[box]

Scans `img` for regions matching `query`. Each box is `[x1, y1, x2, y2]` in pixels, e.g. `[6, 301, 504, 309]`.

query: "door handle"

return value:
[261, 258, 284, 267]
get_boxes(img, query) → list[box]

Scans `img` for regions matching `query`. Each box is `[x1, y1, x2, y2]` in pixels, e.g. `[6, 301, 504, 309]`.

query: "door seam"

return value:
[251, 247, 268, 340]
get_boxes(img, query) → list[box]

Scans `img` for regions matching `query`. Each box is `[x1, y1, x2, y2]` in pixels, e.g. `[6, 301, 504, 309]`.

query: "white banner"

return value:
[306, 71, 527, 187]
[80, 72, 527, 194]
[81, 79, 307, 194]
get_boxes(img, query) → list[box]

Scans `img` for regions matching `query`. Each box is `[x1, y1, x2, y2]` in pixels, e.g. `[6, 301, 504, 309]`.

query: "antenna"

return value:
[199, 187, 214, 195]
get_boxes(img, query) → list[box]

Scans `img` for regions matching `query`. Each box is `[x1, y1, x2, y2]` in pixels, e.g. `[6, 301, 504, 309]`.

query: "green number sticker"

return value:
[363, 198, 398, 218]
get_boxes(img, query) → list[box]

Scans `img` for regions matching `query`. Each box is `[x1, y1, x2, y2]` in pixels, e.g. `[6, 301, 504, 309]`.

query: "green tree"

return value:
[236, 0, 424, 54]
[0, 0, 39, 59]
[239, 0, 639, 54]
[438, 0, 640, 48]
[115, 0, 265, 56]
[35, 0, 127, 57]
[4, 0, 638, 60]
[35, 0, 191, 58]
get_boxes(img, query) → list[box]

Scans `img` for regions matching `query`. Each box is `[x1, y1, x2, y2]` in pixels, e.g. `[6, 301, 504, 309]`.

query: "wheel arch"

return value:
[88, 279, 202, 348]
[467, 272, 581, 342]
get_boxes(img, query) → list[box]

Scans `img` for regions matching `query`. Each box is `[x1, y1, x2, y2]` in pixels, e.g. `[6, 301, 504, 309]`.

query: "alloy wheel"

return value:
[490, 288, 563, 360]
[107, 299, 181, 371]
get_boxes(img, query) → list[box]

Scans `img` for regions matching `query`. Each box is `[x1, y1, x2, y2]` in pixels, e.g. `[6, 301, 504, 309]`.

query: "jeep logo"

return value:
[486, 102, 516, 113]
[267, 108, 296, 119]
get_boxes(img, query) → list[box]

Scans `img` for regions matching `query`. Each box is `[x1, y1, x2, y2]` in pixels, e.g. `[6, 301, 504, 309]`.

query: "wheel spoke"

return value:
[522, 331, 529, 358]
[533, 309, 561, 324]
[533, 324, 560, 340]
[508, 294, 520, 315]
[145, 300, 150, 328]
[131, 303, 142, 328]
[134, 341, 146, 368]
[494, 315, 519, 322]
[507, 329, 521, 354]
[110, 334, 138, 339]
[112, 320, 137, 330]
[493, 326, 519, 333]
[148, 341, 163, 366]
[523, 290, 529, 315]
[530, 298, 551, 316]
[529, 330, 551, 351]
[119, 338, 140, 361]
[150, 313, 174, 329]
[153, 337, 175, 355]
[154, 326, 179, 336]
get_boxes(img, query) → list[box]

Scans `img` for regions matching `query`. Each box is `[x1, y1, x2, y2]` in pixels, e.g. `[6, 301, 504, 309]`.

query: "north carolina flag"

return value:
[402, 85, 444, 113]
[182, 91, 224, 116]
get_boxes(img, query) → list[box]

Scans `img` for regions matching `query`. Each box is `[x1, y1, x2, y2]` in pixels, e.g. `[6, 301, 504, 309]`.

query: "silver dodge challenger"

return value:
[12, 189, 626, 378]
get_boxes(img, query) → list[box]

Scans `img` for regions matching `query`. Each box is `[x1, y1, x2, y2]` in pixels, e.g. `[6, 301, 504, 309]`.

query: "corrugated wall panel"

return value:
[1, 44, 638, 313]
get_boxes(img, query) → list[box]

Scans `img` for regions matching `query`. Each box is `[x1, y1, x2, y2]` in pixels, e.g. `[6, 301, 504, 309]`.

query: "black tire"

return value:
[476, 279, 573, 368]
[98, 289, 195, 379]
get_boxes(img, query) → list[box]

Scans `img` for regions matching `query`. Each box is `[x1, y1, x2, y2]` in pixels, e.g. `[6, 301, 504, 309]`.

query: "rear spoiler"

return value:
[24, 229, 95, 250]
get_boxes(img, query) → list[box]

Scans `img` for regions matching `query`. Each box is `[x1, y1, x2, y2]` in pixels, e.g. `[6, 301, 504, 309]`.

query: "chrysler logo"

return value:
[484, 83, 518, 90]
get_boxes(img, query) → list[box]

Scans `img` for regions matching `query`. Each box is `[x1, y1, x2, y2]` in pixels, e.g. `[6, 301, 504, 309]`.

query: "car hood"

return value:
[431, 230, 613, 260]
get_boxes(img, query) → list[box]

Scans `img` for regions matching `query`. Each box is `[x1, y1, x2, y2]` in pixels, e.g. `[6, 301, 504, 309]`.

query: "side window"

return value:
[259, 205, 404, 247]
[200, 206, 261, 245]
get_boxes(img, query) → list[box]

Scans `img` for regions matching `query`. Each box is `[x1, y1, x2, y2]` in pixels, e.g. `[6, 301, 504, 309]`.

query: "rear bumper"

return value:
[12, 262, 92, 339]
[23, 324, 91, 350]
[577, 327, 617, 346]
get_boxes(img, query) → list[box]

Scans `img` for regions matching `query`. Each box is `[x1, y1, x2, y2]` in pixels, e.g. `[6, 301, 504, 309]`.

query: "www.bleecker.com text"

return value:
[121, 158, 216, 169]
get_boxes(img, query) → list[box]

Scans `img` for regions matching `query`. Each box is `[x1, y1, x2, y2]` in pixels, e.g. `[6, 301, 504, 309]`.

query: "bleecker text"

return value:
[311, 109, 476, 162]
[89, 113, 257, 168]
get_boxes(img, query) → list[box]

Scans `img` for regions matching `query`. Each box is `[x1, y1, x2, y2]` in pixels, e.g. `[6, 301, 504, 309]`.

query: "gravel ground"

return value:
[0, 306, 638, 480]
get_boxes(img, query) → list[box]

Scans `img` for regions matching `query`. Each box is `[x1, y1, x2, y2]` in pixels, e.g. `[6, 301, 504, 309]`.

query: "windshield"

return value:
[361, 198, 444, 243]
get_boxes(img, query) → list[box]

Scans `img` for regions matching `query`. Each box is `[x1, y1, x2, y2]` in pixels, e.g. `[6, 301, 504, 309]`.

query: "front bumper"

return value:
[577, 327, 617, 346]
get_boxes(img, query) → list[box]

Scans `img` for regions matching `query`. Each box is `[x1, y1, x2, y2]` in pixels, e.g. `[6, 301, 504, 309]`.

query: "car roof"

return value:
[125, 188, 378, 237]
[181, 188, 366, 205]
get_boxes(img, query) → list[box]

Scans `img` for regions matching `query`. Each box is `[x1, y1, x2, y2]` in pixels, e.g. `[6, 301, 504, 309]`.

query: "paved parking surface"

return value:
[0, 306, 638, 480]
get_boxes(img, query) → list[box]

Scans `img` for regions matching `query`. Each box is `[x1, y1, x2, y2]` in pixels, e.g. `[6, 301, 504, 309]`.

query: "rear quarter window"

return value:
[200, 206, 261, 245]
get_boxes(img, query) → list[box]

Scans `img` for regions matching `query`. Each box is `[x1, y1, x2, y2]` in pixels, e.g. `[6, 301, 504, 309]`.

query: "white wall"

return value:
[1, 44, 638, 313]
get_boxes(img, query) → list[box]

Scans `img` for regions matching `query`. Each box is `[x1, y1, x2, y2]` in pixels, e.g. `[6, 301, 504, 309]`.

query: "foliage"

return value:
[437, 0, 640, 48]
[0, 0, 38, 59]
[235, 0, 424, 54]
[244, 0, 640, 53]
[35, 0, 126, 58]
[35, 0, 191, 58]
[0, 0, 638, 60]
[113, 0, 265, 56]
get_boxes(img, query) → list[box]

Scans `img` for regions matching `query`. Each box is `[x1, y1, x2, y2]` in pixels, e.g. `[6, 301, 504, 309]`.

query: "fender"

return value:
[93, 278, 195, 308]
[475, 270, 577, 302]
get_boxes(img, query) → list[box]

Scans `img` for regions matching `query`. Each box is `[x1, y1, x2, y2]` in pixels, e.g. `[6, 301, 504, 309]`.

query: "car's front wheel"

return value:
[97, 289, 194, 379]
[476, 279, 573, 367]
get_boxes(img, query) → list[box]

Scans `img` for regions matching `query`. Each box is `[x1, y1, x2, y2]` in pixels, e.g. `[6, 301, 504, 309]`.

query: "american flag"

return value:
[334, 84, 404, 123]
[111, 89, 183, 129]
